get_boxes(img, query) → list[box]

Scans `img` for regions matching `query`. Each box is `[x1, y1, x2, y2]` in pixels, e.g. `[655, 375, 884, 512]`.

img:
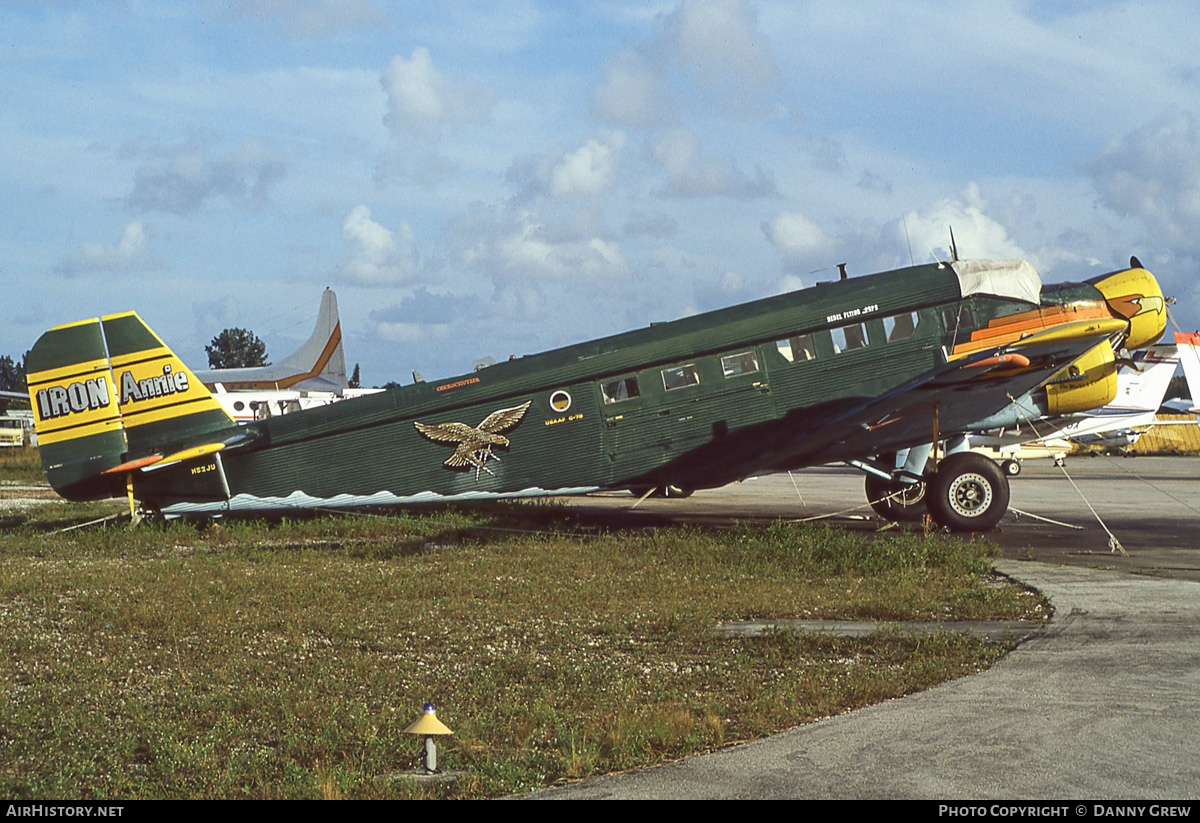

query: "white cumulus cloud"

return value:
[550, 133, 625, 198]
[901, 184, 1028, 263]
[763, 212, 831, 261]
[58, 222, 154, 277]
[339, 205, 419, 286]
[499, 227, 628, 281]
[382, 47, 492, 140]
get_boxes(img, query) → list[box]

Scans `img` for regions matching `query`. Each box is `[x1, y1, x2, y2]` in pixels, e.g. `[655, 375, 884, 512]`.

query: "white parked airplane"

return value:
[967, 344, 1180, 474]
[196, 288, 347, 394]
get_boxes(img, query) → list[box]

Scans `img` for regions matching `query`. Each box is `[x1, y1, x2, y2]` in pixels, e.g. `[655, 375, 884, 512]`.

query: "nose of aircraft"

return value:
[1088, 262, 1167, 350]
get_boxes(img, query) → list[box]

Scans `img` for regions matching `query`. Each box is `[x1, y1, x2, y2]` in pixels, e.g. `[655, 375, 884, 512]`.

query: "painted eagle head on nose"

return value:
[1109, 293, 1165, 320]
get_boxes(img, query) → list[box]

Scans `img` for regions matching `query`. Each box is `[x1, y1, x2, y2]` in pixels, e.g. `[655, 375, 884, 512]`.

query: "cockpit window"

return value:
[942, 305, 973, 332]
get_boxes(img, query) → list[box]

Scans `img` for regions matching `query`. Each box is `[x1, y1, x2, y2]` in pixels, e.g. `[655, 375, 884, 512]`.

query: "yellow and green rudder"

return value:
[25, 311, 235, 501]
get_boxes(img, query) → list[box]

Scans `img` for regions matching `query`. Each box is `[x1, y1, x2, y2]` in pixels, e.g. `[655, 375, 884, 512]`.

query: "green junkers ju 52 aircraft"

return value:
[26, 257, 1166, 531]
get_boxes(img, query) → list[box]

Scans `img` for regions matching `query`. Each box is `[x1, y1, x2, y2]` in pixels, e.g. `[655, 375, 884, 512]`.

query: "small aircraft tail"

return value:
[1112, 346, 1179, 413]
[1175, 333, 1200, 413]
[197, 289, 347, 392]
[275, 288, 346, 390]
[26, 312, 234, 500]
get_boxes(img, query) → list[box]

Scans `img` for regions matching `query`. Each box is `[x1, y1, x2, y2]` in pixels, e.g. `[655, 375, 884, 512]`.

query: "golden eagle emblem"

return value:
[414, 401, 532, 480]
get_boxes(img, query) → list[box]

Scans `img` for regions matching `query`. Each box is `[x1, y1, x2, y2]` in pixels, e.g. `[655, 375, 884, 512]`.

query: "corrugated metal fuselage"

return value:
[135, 263, 1120, 515]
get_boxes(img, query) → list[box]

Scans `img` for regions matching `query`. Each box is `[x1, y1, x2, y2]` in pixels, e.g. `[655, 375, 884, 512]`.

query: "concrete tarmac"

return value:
[533, 561, 1200, 800]
[530, 458, 1200, 799]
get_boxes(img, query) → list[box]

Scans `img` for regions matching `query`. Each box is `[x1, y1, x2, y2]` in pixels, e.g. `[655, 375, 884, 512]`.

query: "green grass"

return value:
[0, 447, 45, 485]
[0, 462, 1047, 799]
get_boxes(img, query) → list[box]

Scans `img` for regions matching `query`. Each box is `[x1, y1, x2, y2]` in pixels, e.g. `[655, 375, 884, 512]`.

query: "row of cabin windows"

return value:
[602, 351, 760, 403]
[778, 310, 921, 362]
[600, 308, 932, 404]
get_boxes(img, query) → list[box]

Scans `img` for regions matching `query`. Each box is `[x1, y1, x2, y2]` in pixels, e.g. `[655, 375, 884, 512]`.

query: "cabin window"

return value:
[776, 334, 816, 363]
[832, 323, 869, 354]
[942, 305, 973, 332]
[601, 377, 640, 404]
[884, 311, 919, 343]
[662, 364, 700, 391]
[233, 401, 245, 411]
[721, 351, 759, 377]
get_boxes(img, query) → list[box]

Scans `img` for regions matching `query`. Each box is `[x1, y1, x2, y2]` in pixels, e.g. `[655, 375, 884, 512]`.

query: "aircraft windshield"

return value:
[951, 260, 1042, 305]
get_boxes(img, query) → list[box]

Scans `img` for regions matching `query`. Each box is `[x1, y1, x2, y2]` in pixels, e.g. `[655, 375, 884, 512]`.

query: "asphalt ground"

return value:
[557, 455, 1200, 581]
[526, 456, 1200, 799]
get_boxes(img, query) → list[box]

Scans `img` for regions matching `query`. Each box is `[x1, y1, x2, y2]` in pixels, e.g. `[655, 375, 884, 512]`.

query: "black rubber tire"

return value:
[1001, 459, 1021, 477]
[864, 474, 928, 522]
[927, 453, 1010, 532]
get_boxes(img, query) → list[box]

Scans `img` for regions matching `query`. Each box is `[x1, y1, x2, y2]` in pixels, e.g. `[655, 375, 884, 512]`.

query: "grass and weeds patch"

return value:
[0, 501, 1045, 799]
[0, 448, 43, 486]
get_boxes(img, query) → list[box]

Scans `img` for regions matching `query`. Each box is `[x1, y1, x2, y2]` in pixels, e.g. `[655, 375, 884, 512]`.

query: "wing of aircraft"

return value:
[195, 288, 347, 393]
[24, 258, 1166, 532]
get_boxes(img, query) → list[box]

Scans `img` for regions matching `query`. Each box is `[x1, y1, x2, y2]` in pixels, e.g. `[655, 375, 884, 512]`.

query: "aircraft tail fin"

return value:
[26, 312, 234, 500]
[1113, 345, 1180, 412]
[275, 288, 346, 391]
[1175, 333, 1200, 412]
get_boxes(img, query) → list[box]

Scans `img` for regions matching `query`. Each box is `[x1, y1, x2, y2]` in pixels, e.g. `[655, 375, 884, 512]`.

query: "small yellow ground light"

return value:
[403, 702, 453, 773]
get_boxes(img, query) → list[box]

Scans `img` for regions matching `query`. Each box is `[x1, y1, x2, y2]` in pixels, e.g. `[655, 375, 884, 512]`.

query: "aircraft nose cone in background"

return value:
[1089, 262, 1167, 350]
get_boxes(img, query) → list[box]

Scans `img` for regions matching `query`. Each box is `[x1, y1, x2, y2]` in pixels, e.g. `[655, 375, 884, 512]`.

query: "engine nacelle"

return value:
[1044, 340, 1118, 415]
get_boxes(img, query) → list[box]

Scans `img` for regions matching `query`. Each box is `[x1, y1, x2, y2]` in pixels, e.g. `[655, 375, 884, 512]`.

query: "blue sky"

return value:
[4, 0, 1200, 385]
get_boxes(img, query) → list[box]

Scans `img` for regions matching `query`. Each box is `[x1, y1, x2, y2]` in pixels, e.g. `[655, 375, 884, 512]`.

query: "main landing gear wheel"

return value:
[864, 474, 927, 522]
[927, 453, 1010, 532]
[1001, 459, 1021, 476]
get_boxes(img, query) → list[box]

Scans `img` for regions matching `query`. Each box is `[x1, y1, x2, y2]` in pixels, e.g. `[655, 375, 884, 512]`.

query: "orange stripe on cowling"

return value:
[951, 304, 1111, 357]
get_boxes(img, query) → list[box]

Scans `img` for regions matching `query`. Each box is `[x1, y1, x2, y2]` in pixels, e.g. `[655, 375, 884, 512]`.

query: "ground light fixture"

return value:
[403, 702, 454, 773]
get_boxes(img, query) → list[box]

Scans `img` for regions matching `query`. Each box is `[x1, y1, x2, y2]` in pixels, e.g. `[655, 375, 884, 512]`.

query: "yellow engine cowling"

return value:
[1091, 266, 1167, 350]
[1043, 340, 1119, 415]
